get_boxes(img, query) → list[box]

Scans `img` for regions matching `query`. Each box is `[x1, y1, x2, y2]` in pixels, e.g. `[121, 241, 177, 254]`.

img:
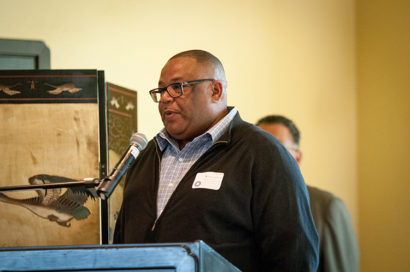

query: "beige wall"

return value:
[357, 0, 410, 271]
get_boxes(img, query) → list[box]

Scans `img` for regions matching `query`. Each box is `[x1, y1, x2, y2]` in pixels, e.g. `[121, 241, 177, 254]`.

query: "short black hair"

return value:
[169, 49, 223, 68]
[256, 115, 301, 146]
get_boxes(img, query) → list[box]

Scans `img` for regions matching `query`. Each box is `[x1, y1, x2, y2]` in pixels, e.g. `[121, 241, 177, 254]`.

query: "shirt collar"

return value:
[156, 106, 237, 151]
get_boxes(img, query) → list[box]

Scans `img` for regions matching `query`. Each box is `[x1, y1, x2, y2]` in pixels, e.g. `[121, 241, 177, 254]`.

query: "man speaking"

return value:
[114, 49, 319, 271]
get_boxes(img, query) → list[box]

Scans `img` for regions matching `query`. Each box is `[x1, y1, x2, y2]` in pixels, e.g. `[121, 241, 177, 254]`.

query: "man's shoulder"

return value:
[230, 116, 279, 146]
[307, 186, 336, 202]
[307, 186, 350, 220]
[307, 186, 345, 207]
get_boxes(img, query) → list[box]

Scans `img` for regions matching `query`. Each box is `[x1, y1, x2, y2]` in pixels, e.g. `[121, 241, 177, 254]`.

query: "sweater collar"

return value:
[214, 108, 243, 145]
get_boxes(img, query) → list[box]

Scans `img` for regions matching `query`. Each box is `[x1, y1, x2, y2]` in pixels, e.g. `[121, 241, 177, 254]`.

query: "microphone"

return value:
[96, 132, 148, 200]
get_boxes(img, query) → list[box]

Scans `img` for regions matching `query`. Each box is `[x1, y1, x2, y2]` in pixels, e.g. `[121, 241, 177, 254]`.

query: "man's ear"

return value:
[294, 150, 303, 165]
[210, 80, 224, 102]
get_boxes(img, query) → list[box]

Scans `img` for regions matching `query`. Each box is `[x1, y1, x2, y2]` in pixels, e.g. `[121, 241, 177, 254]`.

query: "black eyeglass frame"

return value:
[149, 78, 215, 102]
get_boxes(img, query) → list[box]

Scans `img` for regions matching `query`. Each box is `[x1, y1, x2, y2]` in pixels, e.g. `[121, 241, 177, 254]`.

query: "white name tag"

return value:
[192, 172, 224, 190]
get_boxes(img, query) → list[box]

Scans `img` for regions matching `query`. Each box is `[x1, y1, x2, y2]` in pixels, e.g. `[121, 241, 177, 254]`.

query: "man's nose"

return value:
[160, 89, 173, 103]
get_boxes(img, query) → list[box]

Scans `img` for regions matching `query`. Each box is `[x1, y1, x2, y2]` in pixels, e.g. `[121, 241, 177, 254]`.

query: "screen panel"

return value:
[0, 70, 101, 247]
[106, 82, 137, 243]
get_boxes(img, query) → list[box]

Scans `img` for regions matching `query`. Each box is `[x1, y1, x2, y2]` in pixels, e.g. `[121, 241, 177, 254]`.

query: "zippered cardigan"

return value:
[114, 112, 319, 271]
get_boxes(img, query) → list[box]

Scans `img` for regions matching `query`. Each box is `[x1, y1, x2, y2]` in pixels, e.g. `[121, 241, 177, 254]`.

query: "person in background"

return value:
[257, 114, 359, 272]
[114, 50, 319, 271]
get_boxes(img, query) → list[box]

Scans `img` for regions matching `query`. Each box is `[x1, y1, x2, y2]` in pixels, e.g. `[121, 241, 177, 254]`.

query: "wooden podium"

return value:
[0, 240, 240, 271]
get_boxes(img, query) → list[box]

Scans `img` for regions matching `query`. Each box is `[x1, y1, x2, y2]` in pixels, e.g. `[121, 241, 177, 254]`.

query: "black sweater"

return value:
[114, 113, 319, 271]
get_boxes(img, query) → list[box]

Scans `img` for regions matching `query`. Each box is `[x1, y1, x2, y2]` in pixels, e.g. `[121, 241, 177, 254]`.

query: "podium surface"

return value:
[0, 240, 240, 272]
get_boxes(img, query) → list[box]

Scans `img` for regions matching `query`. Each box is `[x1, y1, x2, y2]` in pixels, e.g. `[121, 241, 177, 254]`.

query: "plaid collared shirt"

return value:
[155, 107, 237, 218]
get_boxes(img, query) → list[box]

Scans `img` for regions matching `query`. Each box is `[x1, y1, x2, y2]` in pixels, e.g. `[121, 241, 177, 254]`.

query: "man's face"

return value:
[158, 57, 216, 144]
[258, 123, 302, 164]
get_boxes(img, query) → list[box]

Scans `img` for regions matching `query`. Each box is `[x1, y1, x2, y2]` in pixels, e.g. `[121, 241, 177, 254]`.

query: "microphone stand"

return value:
[0, 178, 101, 193]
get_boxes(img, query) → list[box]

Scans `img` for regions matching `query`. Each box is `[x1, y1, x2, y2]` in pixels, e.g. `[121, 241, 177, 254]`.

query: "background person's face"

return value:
[158, 57, 215, 144]
[258, 123, 302, 163]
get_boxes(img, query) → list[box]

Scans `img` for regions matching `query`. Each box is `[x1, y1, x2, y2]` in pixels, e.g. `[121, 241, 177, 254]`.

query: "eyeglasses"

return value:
[149, 78, 215, 103]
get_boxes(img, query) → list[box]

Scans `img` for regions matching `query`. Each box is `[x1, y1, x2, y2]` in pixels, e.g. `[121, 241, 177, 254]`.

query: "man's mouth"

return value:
[163, 110, 179, 118]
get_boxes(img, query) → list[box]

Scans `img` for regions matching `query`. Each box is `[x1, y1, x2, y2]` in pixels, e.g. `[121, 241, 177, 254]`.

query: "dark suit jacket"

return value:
[308, 186, 359, 272]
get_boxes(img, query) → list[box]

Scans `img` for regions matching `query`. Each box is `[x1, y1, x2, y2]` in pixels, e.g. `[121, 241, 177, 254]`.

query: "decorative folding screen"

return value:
[0, 70, 137, 246]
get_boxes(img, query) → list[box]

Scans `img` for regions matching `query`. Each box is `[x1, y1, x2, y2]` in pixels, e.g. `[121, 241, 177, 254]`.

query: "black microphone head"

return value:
[130, 132, 148, 150]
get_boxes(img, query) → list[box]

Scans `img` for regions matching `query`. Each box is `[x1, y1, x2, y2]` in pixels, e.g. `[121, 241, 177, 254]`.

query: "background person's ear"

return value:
[294, 150, 303, 164]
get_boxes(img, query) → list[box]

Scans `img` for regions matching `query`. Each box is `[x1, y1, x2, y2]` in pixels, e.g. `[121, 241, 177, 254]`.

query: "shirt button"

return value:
[178, 158, 183, 162]
[168, 183, 174, 187]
